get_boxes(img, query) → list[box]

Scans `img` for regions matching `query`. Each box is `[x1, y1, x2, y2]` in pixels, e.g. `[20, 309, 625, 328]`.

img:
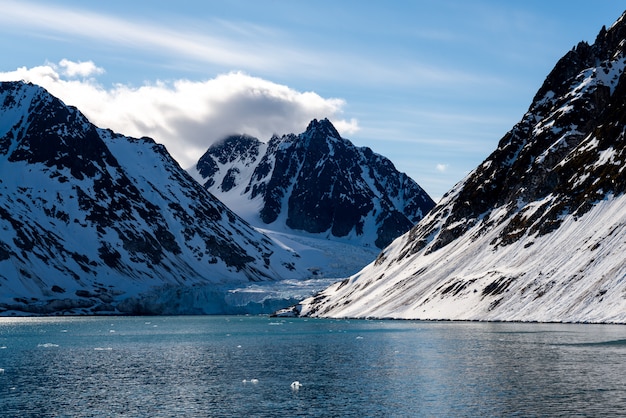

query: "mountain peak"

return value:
[296, 10, 626, 323]
[192, 120, 435, 251]
[304, 118, 340, 138]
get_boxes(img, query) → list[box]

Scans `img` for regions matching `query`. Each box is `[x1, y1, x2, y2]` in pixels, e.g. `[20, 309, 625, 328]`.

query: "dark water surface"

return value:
[1, 316, 626, 416]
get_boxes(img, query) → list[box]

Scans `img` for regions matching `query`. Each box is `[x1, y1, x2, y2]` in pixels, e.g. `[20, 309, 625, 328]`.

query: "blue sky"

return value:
[0, 1, 624, 200]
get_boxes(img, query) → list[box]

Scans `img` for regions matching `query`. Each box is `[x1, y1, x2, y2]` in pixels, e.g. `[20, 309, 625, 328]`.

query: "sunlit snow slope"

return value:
[297, 11, 626, 323]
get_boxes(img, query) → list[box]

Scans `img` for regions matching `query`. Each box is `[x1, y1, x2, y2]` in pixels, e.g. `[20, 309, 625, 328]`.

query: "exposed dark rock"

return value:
[405, 11, 626, 255]
[195, 118, 435, 248]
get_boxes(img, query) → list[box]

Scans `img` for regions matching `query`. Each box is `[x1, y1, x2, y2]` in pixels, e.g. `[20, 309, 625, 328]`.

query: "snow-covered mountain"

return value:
[295, 11, 626, 323]
[190, 118, 435, 250]
[0, 81, 318, 315]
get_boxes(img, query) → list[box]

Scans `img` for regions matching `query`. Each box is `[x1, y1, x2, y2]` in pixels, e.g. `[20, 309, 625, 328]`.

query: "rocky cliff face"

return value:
[0, 81, 311, 315]
[192, 119, 435, 249]
[296, 11, 626, 323]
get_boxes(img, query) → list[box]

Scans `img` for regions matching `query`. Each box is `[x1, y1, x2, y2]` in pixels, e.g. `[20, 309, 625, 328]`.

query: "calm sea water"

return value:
[1, 316, 626, 417]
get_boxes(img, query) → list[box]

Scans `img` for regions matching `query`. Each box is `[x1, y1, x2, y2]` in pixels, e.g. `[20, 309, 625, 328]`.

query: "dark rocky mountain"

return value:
[294, 11, 626, 322]
[192, 118, 435, 249]
[0, 81, 313, 315]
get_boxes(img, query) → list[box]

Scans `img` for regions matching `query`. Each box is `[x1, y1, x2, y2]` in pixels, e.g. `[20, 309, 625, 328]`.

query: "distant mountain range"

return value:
[190, 118, 434, 249]
[0, 81, 317, 315]
[295, 10, 626, 323]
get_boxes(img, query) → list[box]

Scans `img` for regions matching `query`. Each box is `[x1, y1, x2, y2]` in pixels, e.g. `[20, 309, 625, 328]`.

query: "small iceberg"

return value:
[291, 381, 302, 390]
[242, 379, 259, 384]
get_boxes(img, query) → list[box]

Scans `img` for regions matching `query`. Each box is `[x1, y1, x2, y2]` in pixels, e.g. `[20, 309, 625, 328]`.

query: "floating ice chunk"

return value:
[94, 347, 113, 351]
[0, 368, 4, 374]
[37, 343, 59, 348]
[243, 378, 259, 384]
[291, 381, 302, 390]
[356, 336, 364, 340]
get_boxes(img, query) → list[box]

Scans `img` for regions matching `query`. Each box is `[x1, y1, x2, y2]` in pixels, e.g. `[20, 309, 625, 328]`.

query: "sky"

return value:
[0, 1, 624, 201]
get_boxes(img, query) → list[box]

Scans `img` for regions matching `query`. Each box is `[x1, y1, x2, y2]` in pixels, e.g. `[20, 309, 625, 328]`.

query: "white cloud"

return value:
[0, 61, 359, 168]
[332, 118, 360, 135]
[58, 59, 104, 78]
[436, 163, 449, 172]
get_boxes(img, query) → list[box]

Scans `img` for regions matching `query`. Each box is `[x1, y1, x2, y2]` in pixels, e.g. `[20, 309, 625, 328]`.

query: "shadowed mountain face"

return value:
[0, 81, 311, 315]
[194, 118, 435, 249]
[296, 11, 626, 323]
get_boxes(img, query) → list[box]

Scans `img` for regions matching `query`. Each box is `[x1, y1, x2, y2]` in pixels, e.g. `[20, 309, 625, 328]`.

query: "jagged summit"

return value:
[197, 134, 262, 189]
[192, 118, 435, 250]
[296, 10, 626, 322]
[0, 81, 313, 315]
[304, 118, 341, 138]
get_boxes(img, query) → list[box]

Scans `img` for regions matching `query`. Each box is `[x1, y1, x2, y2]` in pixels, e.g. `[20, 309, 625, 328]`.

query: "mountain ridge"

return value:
[191, 118, 435, 250]
[0, 81, 313, 315]
[294, 10, 626, 323]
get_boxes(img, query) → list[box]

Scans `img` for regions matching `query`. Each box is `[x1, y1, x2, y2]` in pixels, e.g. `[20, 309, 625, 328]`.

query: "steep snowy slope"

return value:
[190, 119, 435, 250]
[0, 81, 313, 315]
[296, 11, 626, 323]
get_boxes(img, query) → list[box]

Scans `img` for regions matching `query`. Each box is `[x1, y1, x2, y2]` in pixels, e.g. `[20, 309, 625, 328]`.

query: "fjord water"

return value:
[1, 317, 626, 416]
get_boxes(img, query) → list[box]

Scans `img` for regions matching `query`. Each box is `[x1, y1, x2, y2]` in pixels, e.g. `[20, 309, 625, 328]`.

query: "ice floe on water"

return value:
[242, 379, 259, 384]
[291, 381, 302, 390]
[37, 343, 59, 348]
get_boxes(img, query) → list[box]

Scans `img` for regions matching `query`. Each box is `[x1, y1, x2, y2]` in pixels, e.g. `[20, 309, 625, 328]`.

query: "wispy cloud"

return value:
[1, 1, 278, 71]
[0, 1, 496, 88]
[58, 59, 105, 78]
[0, 61, 359, 168]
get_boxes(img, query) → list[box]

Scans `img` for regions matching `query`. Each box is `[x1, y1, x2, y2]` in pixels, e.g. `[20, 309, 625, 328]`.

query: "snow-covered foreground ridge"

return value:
[0, 81, 321, 315]
[297, 10, 626, 323]
[299, 194, 626, 322]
